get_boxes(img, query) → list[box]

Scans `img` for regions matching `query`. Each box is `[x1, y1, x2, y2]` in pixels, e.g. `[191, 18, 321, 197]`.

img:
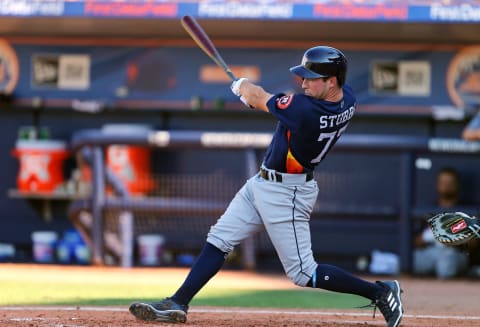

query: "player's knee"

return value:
[285, 269, 311, 287]
[206, 234, 234, 255]
[283, 259, 317, 287]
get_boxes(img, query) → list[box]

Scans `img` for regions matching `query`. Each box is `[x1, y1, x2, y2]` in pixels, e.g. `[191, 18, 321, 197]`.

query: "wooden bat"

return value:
[181, 15, 236, 81]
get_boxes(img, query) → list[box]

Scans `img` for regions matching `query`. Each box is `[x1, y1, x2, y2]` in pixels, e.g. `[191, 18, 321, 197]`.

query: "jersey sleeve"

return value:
[266, 93, 305, 132]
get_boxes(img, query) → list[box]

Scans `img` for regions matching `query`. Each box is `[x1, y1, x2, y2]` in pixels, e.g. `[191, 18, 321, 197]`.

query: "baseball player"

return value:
[130, 46, 404, 327]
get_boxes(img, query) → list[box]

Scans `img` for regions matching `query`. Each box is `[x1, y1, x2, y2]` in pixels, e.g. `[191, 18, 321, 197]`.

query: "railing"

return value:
[69, 129, 480, 271]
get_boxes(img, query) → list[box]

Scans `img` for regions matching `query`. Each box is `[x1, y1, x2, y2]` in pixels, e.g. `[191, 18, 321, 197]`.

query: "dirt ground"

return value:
[0, 265, 479, 327]
[1, 305, 479, 327]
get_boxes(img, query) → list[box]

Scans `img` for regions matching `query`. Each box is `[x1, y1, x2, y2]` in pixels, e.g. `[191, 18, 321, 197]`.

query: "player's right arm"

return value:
[239, 80, 272, 112]
[231, 78, 272, 112]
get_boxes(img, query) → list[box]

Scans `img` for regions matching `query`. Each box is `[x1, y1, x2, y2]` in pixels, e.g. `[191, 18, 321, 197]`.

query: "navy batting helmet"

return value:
[290, 46, 348, 86]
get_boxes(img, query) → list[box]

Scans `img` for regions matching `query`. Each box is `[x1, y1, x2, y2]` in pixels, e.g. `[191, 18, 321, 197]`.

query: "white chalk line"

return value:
[10, 317, 59, 322]
[8, 316, 86, 327]
[0, 306, 479, 321]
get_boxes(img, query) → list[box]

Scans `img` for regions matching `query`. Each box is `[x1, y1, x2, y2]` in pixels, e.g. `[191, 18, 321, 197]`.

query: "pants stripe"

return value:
[291, 186, 312, 280]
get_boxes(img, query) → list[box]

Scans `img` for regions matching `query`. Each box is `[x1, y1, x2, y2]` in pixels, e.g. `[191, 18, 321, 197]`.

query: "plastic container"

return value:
[79, 124, 155, 195]
[137, 234, 165, 266]
[56, 230, 79, 264]
[74, 243, 91, 265]
[177, 253, 196, 267]
[12, 140, 69, 192]
[0, 243, 15, 262]
[31, 231, 58, 263]
[106, 145, 154, 194]
[56, 240, 72, 264]
[74, 124, 154, 195]
[56, 230, 90, 265]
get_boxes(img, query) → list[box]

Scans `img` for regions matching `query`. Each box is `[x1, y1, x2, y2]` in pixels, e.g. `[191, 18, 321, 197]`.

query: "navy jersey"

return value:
[263, 84, 356, 173]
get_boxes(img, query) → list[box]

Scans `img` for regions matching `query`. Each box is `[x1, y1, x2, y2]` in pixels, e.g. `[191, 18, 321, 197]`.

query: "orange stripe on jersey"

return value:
[286, 130, 304, 173]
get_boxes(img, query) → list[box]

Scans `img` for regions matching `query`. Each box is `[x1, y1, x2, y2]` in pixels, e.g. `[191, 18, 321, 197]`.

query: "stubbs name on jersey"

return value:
[319, 105, 355, 129]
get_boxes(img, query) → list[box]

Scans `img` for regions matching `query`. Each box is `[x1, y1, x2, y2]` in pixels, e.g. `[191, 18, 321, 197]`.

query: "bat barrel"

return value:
[181, 15, 236, 82]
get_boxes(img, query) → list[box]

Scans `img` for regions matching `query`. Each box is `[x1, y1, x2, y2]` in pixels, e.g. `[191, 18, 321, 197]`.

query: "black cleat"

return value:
[374, 280, 404, 327]
[129, 297, 188, 323]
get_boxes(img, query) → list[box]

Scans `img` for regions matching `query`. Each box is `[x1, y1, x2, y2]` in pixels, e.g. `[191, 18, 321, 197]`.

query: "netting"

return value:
[102, 171, 243, 256]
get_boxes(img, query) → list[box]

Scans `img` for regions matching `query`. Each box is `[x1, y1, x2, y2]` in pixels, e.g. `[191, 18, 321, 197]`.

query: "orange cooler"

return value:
[103, 125, 154, 195]
[12, 140, 69, 193]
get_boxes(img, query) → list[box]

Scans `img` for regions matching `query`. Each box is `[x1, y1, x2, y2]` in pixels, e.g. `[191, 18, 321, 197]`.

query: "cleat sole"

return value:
[129, 302, 187, 323]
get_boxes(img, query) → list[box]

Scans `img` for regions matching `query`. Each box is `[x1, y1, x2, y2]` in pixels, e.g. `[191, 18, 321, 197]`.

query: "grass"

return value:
[0, 265, 367, 309]
[193, 289, 367, 309]
[0, 280, 366, 308]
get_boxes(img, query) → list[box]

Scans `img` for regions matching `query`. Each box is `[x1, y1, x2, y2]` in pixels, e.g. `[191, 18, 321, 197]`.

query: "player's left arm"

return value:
[231, 78, 272, 112]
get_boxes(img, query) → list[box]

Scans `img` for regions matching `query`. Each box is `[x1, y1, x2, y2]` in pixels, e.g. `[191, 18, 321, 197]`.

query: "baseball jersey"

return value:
[263, 84, 356, 173]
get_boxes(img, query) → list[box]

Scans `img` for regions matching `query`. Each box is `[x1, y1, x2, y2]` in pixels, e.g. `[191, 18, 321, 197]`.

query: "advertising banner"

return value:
[1, 1, 480, 23]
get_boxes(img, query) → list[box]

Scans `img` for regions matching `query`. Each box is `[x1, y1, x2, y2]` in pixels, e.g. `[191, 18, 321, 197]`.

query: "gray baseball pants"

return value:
[207, 169, 318, 286]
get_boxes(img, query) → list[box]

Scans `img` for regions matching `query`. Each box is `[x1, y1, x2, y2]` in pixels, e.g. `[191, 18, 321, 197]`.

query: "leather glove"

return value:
[428, 211, 480, 246]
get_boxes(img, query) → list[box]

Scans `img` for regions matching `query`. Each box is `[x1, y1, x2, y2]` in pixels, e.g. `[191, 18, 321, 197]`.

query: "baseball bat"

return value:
[181, 15, 237, 81]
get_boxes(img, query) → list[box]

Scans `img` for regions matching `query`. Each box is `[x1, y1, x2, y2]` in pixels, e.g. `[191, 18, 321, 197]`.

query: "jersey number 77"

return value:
[310, 124, 348, 164]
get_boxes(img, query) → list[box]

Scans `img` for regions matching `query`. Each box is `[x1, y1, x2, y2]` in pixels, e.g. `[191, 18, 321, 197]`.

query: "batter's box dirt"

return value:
[1, 307, 479, 327]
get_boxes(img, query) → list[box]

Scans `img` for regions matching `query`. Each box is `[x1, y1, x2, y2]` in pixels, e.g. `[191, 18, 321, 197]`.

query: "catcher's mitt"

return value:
[427, 211, 480, 246]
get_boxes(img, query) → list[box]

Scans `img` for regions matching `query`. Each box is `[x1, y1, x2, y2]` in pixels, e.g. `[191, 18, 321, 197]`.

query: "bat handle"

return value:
[225, 69, 236, 82]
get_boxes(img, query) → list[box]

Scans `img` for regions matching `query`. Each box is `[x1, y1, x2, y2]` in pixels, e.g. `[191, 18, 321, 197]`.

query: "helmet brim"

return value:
[289, 65, 328, 79]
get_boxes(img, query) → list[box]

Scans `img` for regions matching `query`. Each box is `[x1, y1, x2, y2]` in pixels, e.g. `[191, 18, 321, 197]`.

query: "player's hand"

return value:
[231, 78, 254, 108]
[230, 77, 248, 96]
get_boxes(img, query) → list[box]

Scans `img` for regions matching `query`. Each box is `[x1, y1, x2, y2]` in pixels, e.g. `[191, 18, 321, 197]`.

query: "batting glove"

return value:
[230, 77, 248, 96]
